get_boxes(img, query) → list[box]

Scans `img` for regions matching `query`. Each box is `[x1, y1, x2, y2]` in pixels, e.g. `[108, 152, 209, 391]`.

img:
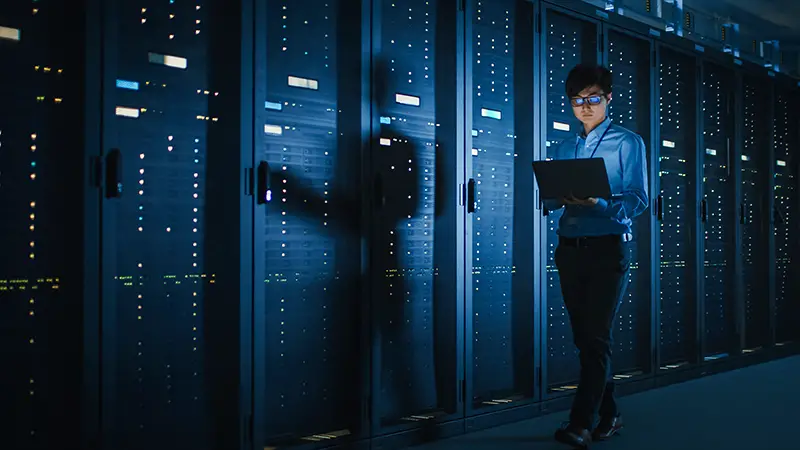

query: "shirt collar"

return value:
[578, 116, 612, 140]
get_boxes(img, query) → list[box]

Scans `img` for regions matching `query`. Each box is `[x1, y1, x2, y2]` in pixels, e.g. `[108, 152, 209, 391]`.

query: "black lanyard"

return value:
[575, 124, 612, 159]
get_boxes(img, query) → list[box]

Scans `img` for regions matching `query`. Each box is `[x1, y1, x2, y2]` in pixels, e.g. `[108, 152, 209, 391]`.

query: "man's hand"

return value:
[562, 195, 598, 207]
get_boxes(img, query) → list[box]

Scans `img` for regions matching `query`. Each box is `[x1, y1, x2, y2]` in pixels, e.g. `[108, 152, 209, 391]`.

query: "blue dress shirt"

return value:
[543, 117, 649, 238]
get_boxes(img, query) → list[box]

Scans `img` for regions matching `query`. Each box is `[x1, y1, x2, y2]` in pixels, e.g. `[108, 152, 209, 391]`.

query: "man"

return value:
[544, 64, 649, 448]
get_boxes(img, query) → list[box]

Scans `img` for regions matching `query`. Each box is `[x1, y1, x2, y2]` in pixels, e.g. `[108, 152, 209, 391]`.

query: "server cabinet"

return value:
[0, 3, 92, 449]
[699, 61, 739, 359]
[773, 82, 800, 344]
[740, 71, 774, 350]
[539, 6, 599, 392]
[252, 0, 370, 447]
[465, 0, 538, 415]
[602, 26, 655, 378]
[369, 0, 462, 434]
[655, 45, 699, 369]
[98, 1, 245, 448]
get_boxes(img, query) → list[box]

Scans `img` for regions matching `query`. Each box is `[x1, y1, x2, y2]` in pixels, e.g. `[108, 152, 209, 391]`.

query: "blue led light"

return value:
[116, 79, 140, 90]
[265, 101, 282, 111]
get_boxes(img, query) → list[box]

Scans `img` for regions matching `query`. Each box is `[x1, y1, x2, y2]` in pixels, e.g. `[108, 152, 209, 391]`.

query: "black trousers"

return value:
[554, 235, 631, 430]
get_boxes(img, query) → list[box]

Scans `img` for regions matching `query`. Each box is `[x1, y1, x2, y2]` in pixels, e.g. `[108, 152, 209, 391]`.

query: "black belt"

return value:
[558, 233, 632, 248]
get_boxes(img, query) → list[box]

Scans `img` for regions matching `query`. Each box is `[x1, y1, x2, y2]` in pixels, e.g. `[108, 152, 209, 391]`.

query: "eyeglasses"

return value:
[570, 93, 606, 107]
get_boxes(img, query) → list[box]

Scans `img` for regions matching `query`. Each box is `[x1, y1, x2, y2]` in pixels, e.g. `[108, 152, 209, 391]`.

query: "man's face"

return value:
[570, 84, 611, 125]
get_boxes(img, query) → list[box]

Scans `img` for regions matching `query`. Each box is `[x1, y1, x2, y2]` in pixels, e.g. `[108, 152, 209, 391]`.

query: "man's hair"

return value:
[565, 64, 613, 98]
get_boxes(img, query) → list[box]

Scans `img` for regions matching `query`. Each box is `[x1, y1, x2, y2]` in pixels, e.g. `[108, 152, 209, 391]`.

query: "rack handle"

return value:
[656, 194, 664, 221]
[467, 178, 476, 213]
[256, 161, 271, 205]
[701, 198, 708, 223]
[105, 149, 123, 199]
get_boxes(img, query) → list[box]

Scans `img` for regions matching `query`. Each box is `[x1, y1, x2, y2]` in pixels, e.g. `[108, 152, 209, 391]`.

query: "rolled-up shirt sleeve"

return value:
[592, 134, 649, 220]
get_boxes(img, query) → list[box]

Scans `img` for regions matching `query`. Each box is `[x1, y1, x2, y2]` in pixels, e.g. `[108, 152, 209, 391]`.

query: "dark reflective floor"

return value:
[413, 355, 799, 450]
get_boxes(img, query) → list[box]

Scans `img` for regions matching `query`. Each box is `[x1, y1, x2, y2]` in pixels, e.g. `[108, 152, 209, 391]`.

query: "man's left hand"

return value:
[563, 195, 598, 207]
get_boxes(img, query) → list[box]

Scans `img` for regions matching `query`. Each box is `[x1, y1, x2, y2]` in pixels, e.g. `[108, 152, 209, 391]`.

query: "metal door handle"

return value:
[105, 149, 123, 199]
[467, 178, 476, 213]
[256, 161, 271, 205]
[739, 202, 746, 225]
[656, 194, 664, 221]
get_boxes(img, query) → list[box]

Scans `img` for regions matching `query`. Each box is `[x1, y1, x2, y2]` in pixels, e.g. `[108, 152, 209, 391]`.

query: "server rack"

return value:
[463, 0, 539, 424]
[698, 51, 741, 362]
[653, 36, 701, 373]
[251, 0, 372, 448]
[773, 74, 800, 345]
[0, 2, 92, 449]
[601, 23, 656, 382]
[737, 59, 775, 352]
[538, 1, 602, 397]
[96, 0, 247, 449]
[367, 0, 463, 445]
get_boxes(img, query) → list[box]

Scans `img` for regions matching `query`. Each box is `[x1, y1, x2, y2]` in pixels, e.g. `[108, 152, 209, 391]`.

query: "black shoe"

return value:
[554, 422, 592, 449]
[592, 414, 623, 441]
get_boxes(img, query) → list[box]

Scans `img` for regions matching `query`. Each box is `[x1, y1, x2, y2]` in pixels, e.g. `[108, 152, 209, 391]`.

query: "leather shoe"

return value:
[554, 422, 592, 448]
[592, 415, 623, 441]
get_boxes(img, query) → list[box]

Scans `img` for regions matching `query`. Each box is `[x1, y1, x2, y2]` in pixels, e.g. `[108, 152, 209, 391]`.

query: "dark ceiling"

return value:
[686, 0, 800, 47]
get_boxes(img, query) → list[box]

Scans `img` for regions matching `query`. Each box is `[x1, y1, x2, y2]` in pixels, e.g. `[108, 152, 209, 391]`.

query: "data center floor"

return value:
[413, 355, 800, 450]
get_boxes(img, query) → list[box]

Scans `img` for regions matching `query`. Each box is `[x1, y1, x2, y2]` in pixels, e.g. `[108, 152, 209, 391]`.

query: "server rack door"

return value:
[740, 75, 773, 350]
[0, 3, 88, 449]
[604, 28, 654, 378]
[99, 1, 243, 448]
[699, 62, 739, 359]
[656, 46, 699, 369]
[370, 0, 461, 433]
[252, 0, 369, 447]
[773, 87, 800, 344]
[466, 0, 537, 414]
[541, 8, 599, 393]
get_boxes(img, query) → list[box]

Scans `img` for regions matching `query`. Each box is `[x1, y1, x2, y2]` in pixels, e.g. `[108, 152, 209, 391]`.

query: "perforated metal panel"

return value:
[741, 77, 772, 349]
[104, 1, 214, 447]
[544, 10, 597, 389]
[0, 2, 85, 448]
[259, 0, 364, 442]
[700, 63, 737, 358]
[376, 0, 440, 422]
[773, 88, 799, 344]
[657, 47, 697, 367]
[470, 0, 536, 407]
[606, 29, 652, 376]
